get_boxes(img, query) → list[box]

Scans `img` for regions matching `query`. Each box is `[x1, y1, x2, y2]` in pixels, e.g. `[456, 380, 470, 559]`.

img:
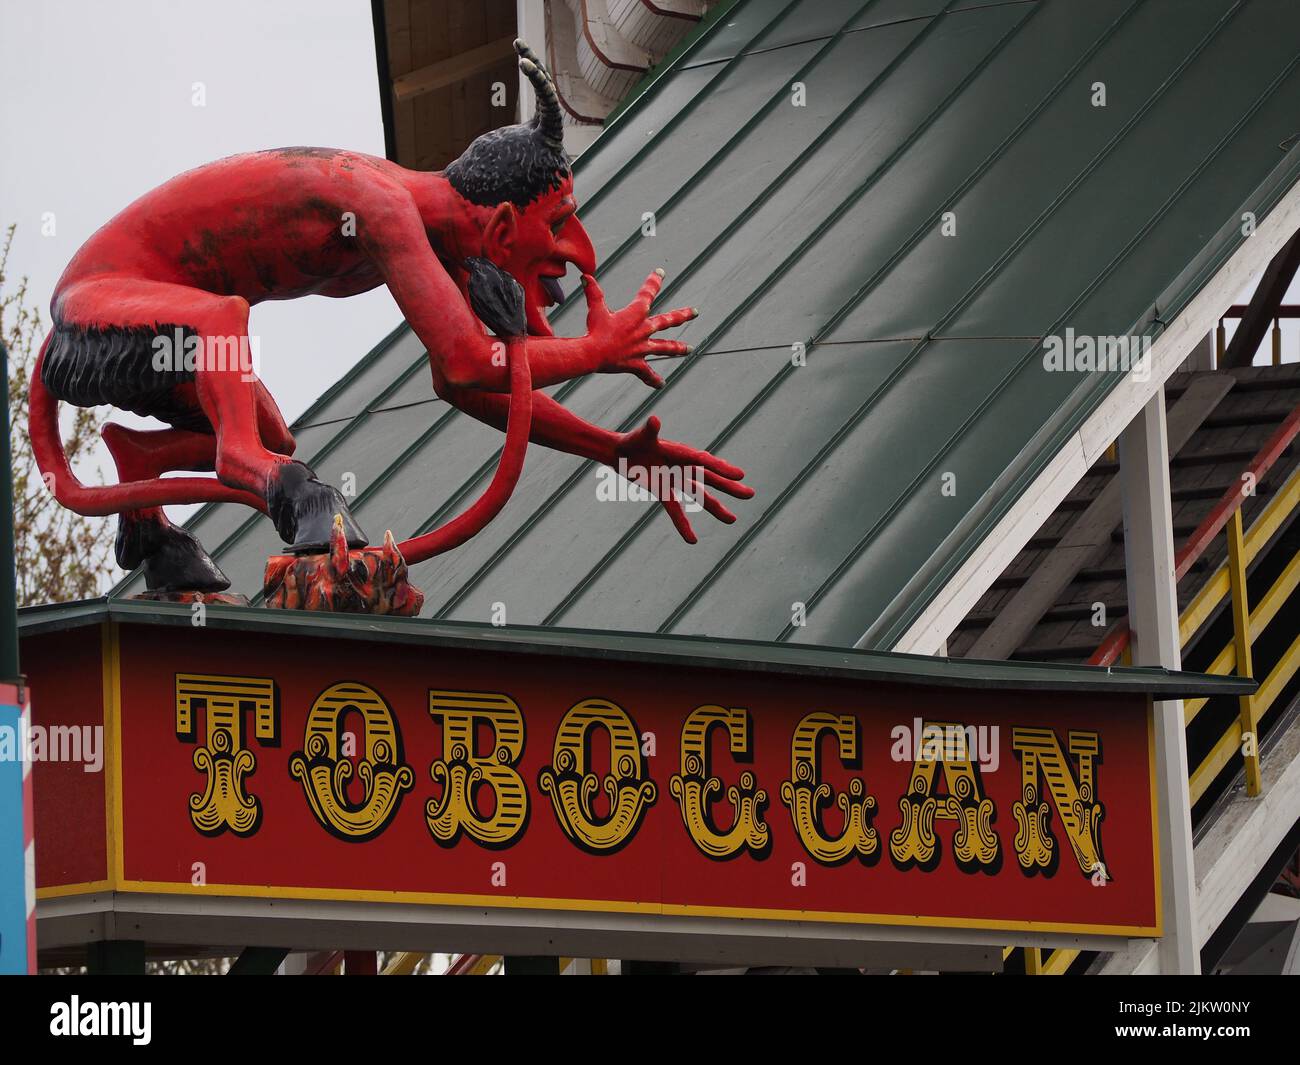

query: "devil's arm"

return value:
[439, 382, 754, 542]
[439, 384, 617, 464]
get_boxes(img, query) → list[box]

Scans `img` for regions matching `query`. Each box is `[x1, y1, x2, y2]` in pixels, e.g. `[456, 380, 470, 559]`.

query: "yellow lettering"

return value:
[289, 682, 414, 840]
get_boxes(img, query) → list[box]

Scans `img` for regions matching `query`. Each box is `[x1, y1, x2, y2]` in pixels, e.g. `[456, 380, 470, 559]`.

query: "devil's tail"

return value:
[398, 338, 533, 564]
[30, 335, 263, 515]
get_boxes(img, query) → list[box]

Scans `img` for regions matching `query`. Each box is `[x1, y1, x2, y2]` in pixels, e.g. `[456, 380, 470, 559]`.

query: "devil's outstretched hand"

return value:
[612, 414, 754, 544]
[581, 269, 697, 389]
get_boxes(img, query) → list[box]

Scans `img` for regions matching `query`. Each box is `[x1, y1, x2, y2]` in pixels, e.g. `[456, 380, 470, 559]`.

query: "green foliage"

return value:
[2, 224, 112, 606]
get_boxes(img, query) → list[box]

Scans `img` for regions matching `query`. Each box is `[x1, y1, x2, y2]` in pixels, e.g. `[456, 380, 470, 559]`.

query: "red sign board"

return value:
[33, 621, 1159, 938]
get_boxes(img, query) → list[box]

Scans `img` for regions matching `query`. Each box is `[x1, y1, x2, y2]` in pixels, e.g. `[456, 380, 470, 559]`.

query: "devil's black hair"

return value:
[444, 40, 570, 208]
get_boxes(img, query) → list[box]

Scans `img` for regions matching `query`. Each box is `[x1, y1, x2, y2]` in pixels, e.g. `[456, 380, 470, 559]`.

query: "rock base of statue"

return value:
[131, 589, 251, 607]
[261, 515, 424, 616]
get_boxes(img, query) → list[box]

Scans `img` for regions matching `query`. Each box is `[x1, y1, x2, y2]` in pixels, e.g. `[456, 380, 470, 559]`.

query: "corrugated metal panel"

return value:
[116, 0, 1300, 652]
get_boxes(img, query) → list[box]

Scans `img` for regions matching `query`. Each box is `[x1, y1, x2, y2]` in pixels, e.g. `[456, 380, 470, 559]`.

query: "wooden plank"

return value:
[1121, 391, 1198, 973]
[410, 0, 438, 169]
[386, 0, 419, 168]
[395, 35, 518, 103]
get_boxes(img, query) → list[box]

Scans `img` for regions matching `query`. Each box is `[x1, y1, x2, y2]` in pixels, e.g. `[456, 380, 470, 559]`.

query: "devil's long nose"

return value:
[555, 216, 596, 275]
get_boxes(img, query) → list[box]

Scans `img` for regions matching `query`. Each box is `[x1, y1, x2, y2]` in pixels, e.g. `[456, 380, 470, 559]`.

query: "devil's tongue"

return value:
[541, 275, 565, 305]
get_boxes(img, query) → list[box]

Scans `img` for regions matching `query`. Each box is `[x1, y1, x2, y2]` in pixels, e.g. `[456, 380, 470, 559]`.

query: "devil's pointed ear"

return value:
[484, 202, 517, 258]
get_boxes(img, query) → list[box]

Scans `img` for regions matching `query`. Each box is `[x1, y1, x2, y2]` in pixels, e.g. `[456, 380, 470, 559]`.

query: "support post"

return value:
[621, 959, 679, 975]
[1226, 509, 1260, 795]
[1119, 389, 1199, 973]
[504, 955, 560, 975]
[0, 340, 33, 975]
[228, 946, 292, 975]
[86, 940, 146, 975]
[343, 950, 377, 975]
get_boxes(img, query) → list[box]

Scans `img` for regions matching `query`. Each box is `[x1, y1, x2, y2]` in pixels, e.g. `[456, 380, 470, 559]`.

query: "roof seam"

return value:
[677, 0, 1040, 71]
[643, 0, 1056, 633]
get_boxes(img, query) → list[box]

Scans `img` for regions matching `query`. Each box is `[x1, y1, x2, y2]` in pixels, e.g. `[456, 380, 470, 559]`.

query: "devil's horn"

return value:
[382, 529, 404, 570]
[329, 514, 349, 580]
[515, 38, 565, 151]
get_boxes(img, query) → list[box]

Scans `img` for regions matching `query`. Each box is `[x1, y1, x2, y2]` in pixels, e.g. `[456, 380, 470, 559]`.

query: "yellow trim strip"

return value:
[98, 876, 1158, 938]
[1226, 510, 1260, 795]
[101, 622, 123, 889]
[1148, 705, 1164, 937]
[381, 951, 426, 975]
[1250, 549, 1300, 642]
[1179, 469, 1300, 647]
[35, 879, 113, 900]
[1041, 948, 1076, 975]
[1256, 628, 1300, 718]
[1183, 551, 1299, 725]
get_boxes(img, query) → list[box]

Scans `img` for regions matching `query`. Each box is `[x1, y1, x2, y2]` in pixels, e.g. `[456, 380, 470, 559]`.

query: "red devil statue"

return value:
[29, 40, 752, 606]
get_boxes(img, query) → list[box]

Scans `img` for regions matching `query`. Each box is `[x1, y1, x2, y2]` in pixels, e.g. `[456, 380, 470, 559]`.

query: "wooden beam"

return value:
[504, 955, 560, 975]
[1120, 390, 1198, 974]
[393, 34, 517, 103]
[227, 946, 290, 975]
[1221, 230, 1300, 368]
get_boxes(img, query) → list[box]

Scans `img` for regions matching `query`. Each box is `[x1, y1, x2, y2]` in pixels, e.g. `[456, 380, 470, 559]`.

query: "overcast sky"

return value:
[0, 0, 401, 428]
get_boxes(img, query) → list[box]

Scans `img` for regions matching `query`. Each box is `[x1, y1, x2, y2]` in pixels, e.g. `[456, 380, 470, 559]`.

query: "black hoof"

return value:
[117, 515, 231, 593]
[267, 461, 367, 553]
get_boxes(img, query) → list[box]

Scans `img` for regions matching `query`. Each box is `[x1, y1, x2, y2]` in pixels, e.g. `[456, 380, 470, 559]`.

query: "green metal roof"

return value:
[19, 597, 1256, 698]
[116, 0, 1300, 652]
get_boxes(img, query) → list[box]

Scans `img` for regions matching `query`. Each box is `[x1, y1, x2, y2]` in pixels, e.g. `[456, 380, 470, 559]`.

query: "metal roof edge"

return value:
[370, 0, 398, 164]
[17, 597, 1253, 699]
[597, 0, 743, 135]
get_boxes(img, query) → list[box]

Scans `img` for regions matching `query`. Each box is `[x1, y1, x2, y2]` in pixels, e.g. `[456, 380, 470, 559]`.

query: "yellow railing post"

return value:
[1226, 509, 1260, 795]
[1025, 948, 1042, 975]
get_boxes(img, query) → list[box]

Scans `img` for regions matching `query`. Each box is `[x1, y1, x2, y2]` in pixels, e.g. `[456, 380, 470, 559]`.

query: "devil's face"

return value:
[502, 174, 596, 336]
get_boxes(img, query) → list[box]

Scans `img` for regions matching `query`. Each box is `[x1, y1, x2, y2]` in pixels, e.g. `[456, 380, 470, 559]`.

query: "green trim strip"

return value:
[19, 597, 1255, 699]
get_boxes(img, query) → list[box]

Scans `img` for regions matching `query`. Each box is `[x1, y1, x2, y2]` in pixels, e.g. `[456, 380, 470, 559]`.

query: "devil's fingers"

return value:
[696, 490, 738, 524]
[646, 307, 697, 334]
[636, 268, 666, 308]
[699, 465, 755, 498]
[660, 493, 698, 544]
[628, 360, 665, 389]
[656, 441, 750, 493]
[642, 339, 690, 357]
[580, 273, 609, 326]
